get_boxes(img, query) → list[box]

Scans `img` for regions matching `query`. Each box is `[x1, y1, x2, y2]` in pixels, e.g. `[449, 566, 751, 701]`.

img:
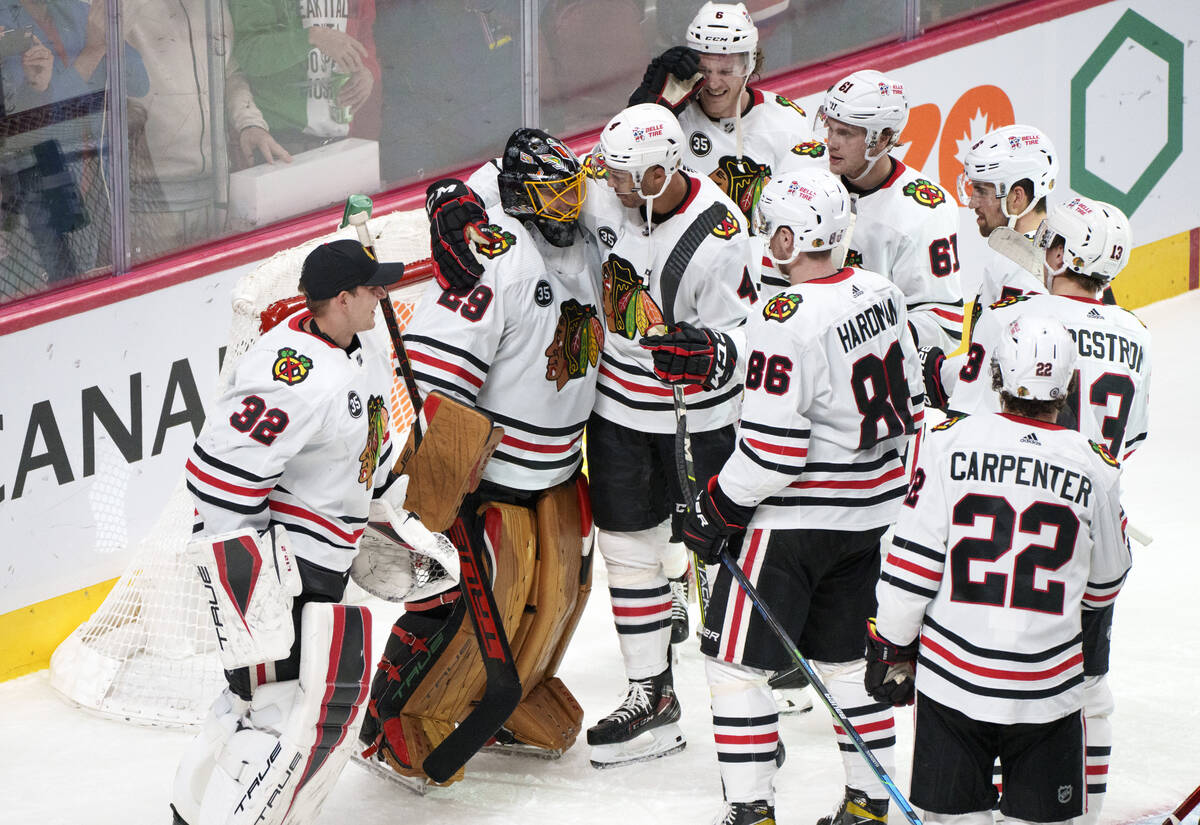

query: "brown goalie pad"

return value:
[394, 391, 503, 531]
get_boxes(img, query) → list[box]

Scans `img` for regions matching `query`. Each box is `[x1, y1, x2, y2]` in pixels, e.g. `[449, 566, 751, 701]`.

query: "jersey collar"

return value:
[289, 311, 360, 354]
[999, 412, 1068, 430]
[807, 267, 854, 285]
[843, 157, 906, 197]
[1060, 294, 1105, 305]
[651, 174, 699, 224]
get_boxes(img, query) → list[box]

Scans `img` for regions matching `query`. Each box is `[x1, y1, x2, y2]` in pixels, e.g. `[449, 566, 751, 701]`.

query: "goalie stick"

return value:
[1162, 782, 1200, 825]
[987, 225, 1042, 276]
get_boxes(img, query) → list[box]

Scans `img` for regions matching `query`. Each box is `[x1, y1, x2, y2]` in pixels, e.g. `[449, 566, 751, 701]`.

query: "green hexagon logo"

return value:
[1070, 9, 1183, 215]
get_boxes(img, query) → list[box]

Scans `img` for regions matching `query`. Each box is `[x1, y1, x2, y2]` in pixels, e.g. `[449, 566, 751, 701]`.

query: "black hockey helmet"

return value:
[498, 128, 585, 247]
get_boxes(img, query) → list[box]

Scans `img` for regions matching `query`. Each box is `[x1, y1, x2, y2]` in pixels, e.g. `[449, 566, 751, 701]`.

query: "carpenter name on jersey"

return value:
[717, 267, 924, 531]
[404, 206, 601, 491]
[949, 293, 1151, 460]
[186, 310, 396, 573]
[579, 170, 753, 434]
[875, 412, 1131, 725]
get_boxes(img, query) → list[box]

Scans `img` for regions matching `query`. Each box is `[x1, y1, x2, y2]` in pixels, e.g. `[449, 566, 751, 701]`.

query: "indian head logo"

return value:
[902, 178, 947, 208]
[272, 348, 312, 385]
[711, 156, 769, 218]
[546, 299, 604, 391]
[358, 395, 388, 487]
[602, 253, 664, 340]
[845, 248, 864, 268]
[712, 209, 742, 239]
[763, 292, 802, 322]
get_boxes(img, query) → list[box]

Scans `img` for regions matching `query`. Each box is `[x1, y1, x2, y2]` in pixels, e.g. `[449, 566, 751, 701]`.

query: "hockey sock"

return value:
[598, 526, 673, 680]
[813, 659, 897, 801]
[1080, 674, 1114, 825]
[706, 657, 779, 804]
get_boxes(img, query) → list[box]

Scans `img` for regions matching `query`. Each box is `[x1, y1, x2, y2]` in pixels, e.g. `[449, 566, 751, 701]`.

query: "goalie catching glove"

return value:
[628, 46, 704, 115]
[640, 322, 737, 389]
[352, 474, 460, 603]
[682, 475, 755, 565]
[426, 178, 495, 291]
[864, 618, 917, 706]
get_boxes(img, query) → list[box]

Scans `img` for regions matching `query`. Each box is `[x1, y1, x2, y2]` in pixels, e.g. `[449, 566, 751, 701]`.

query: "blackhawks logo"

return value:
[602, 254, 664, 340]
[582, 151, 608, 180]
[989, 294, 1031, 310]
[546, 299, 605, 390]
[710, 155, 769, 218]
[790, 140, 826, 158]
[473, 224, 517, 259]
[763, 292, 802, 322]
[712, 209, 741, 239]
[272, 347, 312, 384]
[933, 415, 965, 432]
[358, 395, 388, 487]
[844, 248, 864, 268]
[902, 178, 947, 208]
[1090, 440, 1120, 468]
[775, 94, 806, 117]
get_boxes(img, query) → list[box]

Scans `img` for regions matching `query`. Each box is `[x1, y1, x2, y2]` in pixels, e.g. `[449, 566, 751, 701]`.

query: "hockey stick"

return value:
[421, 514, 522, 783]
[987, 226, 1042, 276]
[719, 550, 922, 825]
[1162, 782, 1200, 825]
[341, 194, 425, 447]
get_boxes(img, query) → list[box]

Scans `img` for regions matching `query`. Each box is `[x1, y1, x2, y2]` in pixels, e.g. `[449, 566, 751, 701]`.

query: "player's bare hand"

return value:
[337, 68, 373, 113]
[307, 26, 367, 74]
[22, 37, 53, 92]
[239, 125, 293, 166]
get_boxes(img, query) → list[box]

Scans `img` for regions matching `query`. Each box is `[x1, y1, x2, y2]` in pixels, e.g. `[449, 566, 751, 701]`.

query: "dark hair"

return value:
[991, 363, 1073, 418]
[298, 280, 332, 315]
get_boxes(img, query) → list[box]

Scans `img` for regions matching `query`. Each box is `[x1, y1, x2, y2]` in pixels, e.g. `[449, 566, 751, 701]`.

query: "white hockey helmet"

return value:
[993, 314, 1077, 402]
[756, 168, 852, 265]
[958, 124, 1058, 222]
[1034, 196, 1131, 286]
[687, 3, 758, 63]
[816, 69, 909, 152]
[599, 103, 685, 192]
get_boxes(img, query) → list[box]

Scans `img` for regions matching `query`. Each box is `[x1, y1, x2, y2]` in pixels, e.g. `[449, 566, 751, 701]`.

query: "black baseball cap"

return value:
[299, 239, 405, 300]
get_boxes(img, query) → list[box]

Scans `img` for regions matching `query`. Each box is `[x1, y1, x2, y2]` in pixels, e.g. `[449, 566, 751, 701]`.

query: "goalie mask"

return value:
[816, 69, 908, 181]
[687, 2, 758, 75]
[756, 168, 852, 266]
[1034, 196, 1131, 287]
[992, 314, 1077, 401]
[958, 125, 1058, 223]
[498, 128, 586, 248]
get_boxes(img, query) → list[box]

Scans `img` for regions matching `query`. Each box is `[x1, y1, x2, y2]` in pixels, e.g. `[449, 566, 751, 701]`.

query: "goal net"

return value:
[49, 208, 435, 727]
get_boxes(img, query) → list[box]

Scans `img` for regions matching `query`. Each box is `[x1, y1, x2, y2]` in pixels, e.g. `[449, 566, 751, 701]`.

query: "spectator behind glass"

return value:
[229, 0, 380, 157]
[0, 0, 147, 301]
[375, 1, 521, 185]
[121, 0, 290, 264]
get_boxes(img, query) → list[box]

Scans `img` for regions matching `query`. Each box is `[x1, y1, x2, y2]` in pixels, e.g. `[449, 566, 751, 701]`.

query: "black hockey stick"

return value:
[667, 368, 711, 626]
[421, 516, 521, 783]
[718, 550, 922, 825]
[1163, 782, 1200, 825]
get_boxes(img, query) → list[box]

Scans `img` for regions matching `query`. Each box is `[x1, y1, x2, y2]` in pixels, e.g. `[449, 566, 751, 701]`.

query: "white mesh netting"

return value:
[49, 208, 434, 727]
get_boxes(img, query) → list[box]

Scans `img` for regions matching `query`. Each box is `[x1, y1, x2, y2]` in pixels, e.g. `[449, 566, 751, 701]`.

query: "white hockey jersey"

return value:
[947, 293, 1151, 461]
[676, 87, 815, 215]
[187, 310, 397, 573]
[578, 168, 754, 433]
[717, 268, 924, 530]
[876, 412, 1131, 724]
[404, 206, 602, 492]
[975, 231, 1046, 311]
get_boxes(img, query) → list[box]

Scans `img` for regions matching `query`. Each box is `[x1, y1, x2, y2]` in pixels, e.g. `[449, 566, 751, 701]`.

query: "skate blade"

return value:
[480, 741, 565, 760]
[773, 688, 814, 715]
[589, 724, 686, 769]
[351, 751, 435, 796]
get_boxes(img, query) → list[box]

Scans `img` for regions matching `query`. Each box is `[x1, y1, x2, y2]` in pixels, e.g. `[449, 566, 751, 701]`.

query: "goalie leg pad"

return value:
[190, 525, 302, 670]
[172, 689, 251, 825]
[197, 603, 371, 825]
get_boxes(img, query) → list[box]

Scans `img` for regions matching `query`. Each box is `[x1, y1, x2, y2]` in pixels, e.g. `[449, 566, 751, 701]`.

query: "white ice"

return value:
[1, 292, 1197, 825]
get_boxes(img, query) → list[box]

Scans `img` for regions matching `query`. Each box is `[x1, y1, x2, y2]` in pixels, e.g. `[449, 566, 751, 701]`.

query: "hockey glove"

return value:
[682, 476, 755, 565]
[641, 322, 737, 389]
[864, 618, 918, 706]
[628, 46, 703, 114]
[918, 346, 949, 411]
[426, 178, 489, 291]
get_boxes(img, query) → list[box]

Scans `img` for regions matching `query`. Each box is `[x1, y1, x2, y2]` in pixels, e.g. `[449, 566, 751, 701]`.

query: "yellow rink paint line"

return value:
[0, 578, 117, 681]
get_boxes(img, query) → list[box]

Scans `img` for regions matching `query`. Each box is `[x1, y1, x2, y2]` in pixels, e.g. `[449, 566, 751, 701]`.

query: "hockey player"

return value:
[870, 314, 1131, 825]
[628, 2, 815, 223]
[360, 129, 604, 779]
[930, 196, 1149, 823]
[171, 240, 448, 825]
[800, 69, 965, 352]
[682, 168, 923, 825]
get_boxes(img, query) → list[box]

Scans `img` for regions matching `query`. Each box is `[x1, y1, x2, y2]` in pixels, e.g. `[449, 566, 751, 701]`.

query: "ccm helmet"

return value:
[498, 128, 585, 248]
[992, 314, 1077, 401]
[1035, 196, 1131, 286]
[958, 124, 1058, 222]
[687, 3, 758, 66]
[756, 168, 852, 266]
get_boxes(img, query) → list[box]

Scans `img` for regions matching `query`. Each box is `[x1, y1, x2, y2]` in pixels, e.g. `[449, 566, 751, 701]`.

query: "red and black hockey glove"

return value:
[918, 346, 949, 411]
[864, 618, 918, 706]
[682, 476, 755, 565]
[641, 322, 737, 389]
[426, 178, 489, 292]
[628, 46, 703, 115]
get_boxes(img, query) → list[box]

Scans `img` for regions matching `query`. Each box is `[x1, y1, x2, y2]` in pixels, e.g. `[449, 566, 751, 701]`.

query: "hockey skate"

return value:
[769, 665, 814, 715]
[351, 750, 436, 797]
[669, 572, 690, 645]
[817, 786, 888, 825]
[712, 800, 776, 825]
[587, 669, 685, 768]
[481, 725, 566, 760]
